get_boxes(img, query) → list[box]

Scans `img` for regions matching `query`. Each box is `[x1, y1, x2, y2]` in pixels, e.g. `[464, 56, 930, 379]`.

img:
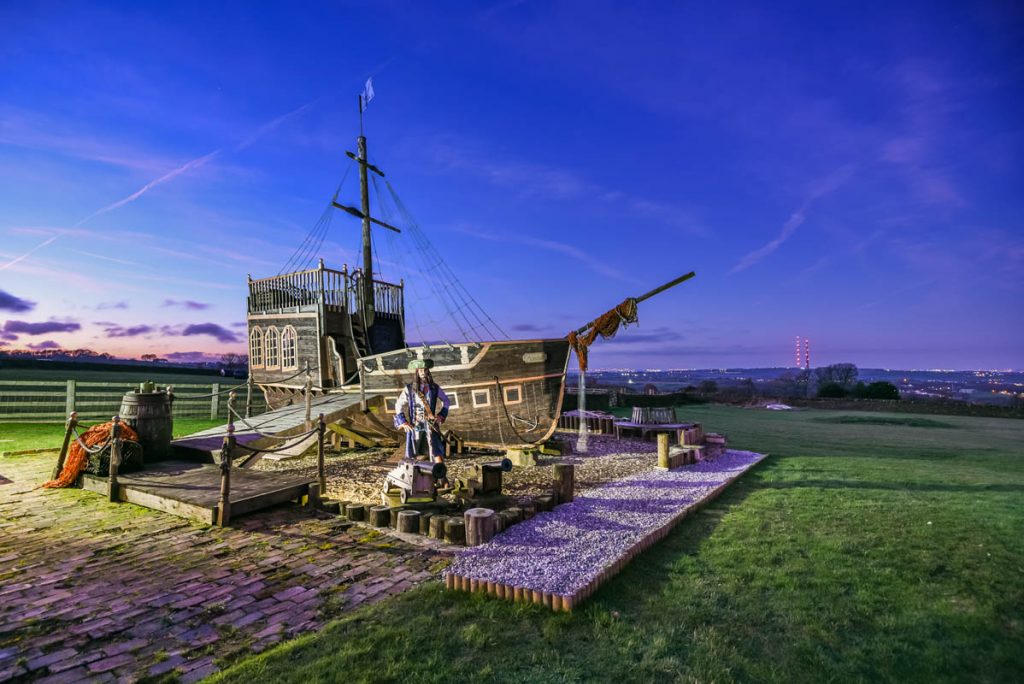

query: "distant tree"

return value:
[862, 381, 900, 400]
[141, 353, 159, 362]
[220, 353, 246, 368]
[697, 380, 718, 396]
[741, 378, 756, 398]
[815, 363, 858, 391]
[817, 382, 848, 398]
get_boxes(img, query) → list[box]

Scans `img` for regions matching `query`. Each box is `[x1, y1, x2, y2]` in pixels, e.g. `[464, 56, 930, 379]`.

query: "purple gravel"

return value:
[446, 450, 765, 596]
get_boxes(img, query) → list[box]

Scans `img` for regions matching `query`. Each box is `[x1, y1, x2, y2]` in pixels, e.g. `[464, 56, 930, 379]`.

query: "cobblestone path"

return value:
[0, 453, 450, 683]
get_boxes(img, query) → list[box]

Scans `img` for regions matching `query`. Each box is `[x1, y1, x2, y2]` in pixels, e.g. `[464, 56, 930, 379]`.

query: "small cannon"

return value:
[382, 459, 448, 505]
[452, 458, 513, 503]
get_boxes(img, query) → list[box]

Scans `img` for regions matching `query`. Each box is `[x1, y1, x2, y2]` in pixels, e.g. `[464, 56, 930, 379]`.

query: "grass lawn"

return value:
[212, 405, 1024, 683]
[0, 418, 226, 454]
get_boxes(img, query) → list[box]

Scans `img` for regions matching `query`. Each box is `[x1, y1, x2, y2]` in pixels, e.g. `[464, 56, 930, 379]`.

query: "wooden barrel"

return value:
[119, 390, 173, 462]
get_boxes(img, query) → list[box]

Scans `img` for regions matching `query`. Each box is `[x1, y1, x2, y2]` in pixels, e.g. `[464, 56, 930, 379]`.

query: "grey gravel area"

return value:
[445, 450, 766, 596]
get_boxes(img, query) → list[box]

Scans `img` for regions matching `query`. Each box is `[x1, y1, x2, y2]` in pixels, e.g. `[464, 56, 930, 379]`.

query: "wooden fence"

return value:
[0, 380, 267, 423]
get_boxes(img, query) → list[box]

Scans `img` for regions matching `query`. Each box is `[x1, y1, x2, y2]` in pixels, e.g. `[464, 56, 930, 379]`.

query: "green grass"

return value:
[212, 406, 1024, 683]
[811, 415, 956, 429]
[0, 418, 226, 453]
[0, 366, 242, 385]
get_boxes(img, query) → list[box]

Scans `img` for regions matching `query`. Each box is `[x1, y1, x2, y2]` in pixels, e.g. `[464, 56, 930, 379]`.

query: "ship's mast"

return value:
[357, 134, 373, 324]
[330, 125, 401, 328]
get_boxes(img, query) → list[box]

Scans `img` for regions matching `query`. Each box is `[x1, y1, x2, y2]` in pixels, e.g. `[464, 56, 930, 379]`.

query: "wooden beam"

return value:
[345, 150, 385, 177]
[330, 201, 402, 233]
[326, 423, 376, 448]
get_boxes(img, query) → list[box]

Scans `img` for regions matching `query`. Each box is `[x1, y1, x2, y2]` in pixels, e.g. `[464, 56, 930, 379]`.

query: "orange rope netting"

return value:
[567, 298, 638, 372]
[42, 421, 139, 489]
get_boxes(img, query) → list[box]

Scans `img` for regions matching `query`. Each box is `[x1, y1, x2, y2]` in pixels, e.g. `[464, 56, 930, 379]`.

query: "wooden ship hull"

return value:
[359, 338, 571, 445]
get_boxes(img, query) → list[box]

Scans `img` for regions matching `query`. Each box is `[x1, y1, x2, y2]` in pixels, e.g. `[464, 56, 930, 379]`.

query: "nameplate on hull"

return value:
[522, 352, 548, 363]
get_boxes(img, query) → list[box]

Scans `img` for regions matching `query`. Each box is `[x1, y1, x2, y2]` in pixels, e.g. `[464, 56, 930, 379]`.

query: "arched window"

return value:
[249, 326, 264, 367]
[281, 326, 298, 370]
[265, 326, 280, 368]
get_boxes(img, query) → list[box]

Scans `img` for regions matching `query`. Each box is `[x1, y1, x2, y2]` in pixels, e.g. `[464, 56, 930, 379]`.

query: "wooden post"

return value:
[657, 433, 670, 469]
[217, 422, 236, 526]
[317, 413, 327, 494]
[429, 515, 448, 539]
[419, 511, 434, 535]
[108, 416, 121, 503]
[464, 508, 496, 546]
[445, 518, 466, 545]
[553, 463, 575, 504]
[52, 411, 78, 479]
[245, 375, 254, 418]
[369, 505, 390, 527]
[210, 383, 220, 420]
[227, 390, 236, 423]
[304, 362, 313, 429]
[346, 503, 367, 521]
[397, 509, 420, 534]
[65, 379, 76, 415]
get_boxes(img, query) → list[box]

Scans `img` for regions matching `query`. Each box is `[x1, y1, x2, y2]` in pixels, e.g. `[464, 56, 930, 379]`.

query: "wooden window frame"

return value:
[385, 397, 399, 413]
[281, 325, 298, 370]
[249, 326, 264, 368]
[471, 388, 490, 408]
[502, 384, 523, 405]
[265, 326, 280, 369]
[447, 391, 460, 410]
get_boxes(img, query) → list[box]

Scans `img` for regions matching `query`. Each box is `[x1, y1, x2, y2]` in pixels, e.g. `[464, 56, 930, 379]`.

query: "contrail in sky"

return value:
[0, 100, 316, 272]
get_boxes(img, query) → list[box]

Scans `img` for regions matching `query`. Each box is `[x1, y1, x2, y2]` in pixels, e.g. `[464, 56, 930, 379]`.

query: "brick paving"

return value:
[0, 453, 450, 682]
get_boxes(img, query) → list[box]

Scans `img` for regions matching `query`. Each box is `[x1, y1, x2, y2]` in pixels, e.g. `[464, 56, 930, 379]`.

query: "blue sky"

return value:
[1, 0, 1021, 369]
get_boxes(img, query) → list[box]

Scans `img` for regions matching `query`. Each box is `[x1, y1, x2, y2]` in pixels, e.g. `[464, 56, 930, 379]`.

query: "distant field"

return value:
[214, 404, 1024, 683]
[0, 366, 243, 386]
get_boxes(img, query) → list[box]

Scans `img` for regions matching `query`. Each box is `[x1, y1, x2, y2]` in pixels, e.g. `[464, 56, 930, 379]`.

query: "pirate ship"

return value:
[246, 95, 693, 447]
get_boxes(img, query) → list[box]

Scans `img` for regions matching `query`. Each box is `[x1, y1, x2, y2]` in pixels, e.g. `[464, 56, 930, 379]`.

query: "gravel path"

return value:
[446, 450, 766, 598]
[252, 431, 659, 506]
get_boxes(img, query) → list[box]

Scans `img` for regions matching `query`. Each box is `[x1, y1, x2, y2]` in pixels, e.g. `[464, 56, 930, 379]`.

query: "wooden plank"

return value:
[326, 423, 376, 447]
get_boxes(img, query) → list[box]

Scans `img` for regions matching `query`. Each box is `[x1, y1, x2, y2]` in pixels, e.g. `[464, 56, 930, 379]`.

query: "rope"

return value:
[232, 427, 320, 455]
[493, 376, 531, 445]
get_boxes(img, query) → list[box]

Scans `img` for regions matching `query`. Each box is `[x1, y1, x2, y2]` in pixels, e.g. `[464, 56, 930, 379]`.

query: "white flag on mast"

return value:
[360, 78, 375, 112]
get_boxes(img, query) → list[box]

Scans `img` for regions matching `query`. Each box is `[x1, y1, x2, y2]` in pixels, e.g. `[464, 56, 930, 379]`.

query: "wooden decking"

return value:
[80, 461, 313, 525]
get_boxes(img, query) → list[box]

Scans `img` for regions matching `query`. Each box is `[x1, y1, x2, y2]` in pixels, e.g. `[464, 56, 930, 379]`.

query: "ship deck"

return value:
[79, 461, 314, 525]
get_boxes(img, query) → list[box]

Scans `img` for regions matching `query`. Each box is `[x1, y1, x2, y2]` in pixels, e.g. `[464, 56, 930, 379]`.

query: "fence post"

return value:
[245, 375, 254, 418]
[52, 411, 78, 479]
[108, 415, 122, 503]
[65, 379, 76, 415]
[317, 413, 327, 494]
[210, 383, 220, 420]
[217, 422, 235, 527]
[304, 362, 313, 430]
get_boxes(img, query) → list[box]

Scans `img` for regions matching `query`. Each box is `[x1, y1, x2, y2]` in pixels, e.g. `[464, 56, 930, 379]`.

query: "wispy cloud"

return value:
[729, 165, 856, 275]
[450, 223, 638, 283]
[0, 100, 318, 271]
[428, 140, 707, 235]
[162, 299, 210, 310]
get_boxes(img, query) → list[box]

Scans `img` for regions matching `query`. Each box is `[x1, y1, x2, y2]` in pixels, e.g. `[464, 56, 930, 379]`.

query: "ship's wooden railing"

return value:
[247, 262, 403, 317]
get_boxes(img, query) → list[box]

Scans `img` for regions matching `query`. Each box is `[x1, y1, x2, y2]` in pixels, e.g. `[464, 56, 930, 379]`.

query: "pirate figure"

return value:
[394, 359, 450, 467]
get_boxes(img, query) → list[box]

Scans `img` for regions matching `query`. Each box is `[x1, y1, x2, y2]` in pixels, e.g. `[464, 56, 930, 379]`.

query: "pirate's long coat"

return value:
[393, 382, 450, 459]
